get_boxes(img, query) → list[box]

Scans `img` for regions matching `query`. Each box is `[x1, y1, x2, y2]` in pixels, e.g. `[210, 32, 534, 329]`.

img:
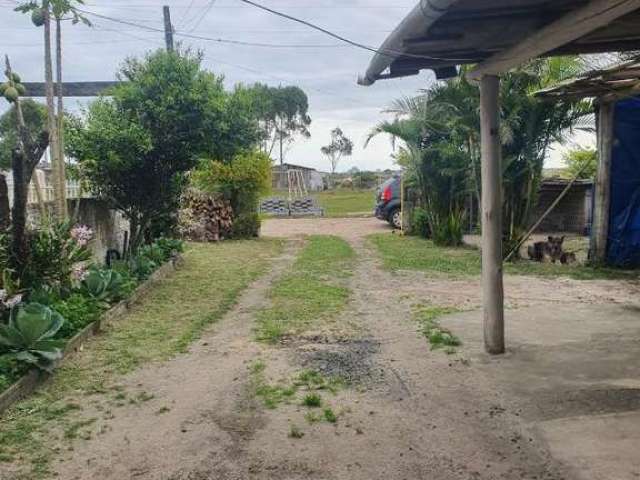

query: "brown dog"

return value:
[528, 236, 565, 263]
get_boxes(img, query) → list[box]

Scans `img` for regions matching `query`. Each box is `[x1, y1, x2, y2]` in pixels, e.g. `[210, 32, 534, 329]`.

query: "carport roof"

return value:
[358, 0, 640, 85]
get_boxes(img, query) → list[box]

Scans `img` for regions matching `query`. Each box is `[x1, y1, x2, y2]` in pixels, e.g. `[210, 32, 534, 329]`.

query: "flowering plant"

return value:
[70, 225, 94, 247]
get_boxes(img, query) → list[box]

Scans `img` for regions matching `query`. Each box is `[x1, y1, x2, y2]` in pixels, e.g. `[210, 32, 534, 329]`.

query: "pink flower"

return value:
[71, 225, 94, 247]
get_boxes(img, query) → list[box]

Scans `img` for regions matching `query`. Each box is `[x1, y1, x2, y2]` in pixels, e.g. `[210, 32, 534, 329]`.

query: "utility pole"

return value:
[163, 5, 174, 52]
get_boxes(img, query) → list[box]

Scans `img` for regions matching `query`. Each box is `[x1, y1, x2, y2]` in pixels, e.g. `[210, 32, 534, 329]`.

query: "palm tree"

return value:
[367, 57, 592, 251]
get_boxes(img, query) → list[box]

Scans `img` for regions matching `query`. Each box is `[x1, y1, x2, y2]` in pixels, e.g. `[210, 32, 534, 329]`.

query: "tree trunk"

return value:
[43, 2, 62, 222]
[55, 15, 68, 221]
[11, 149, 29, 270]
[0, 174, 10, 232]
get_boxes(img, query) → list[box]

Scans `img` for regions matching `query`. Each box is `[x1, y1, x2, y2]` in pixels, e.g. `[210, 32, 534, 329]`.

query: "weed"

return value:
[302, 393, 322, 408]
[156, 406, 171, 415]
[136, 391, 155, 402]
[255, 384, 297, 409]
[63, 418, 96, 440]
[414, 305, 462, 352]
[288, 424, 304, 439]
[323, 407, 337, 423]
[304, 411, 322, 424]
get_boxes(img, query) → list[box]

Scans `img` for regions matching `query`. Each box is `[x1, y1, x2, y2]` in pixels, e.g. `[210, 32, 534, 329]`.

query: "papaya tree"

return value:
[1, 58, 49, 268]
[14, 0, 90, 222]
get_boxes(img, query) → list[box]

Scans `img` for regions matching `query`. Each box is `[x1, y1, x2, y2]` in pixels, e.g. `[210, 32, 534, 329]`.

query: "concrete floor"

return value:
[441, 304, 640, 480]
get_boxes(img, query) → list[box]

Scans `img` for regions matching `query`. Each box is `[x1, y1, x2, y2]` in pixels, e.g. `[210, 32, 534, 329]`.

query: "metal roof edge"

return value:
[357, 0, 457, 86]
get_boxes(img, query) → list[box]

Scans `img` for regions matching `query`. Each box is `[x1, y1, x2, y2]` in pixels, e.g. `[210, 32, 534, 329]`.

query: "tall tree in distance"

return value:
[321, 127, 353, 176]
[250, 84, 311, 165]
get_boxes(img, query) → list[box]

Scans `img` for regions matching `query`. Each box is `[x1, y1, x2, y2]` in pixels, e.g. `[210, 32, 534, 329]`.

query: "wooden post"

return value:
[163, 6, 174, 52]
[591, 100, 615, 263]
[479, 75, 505, 355]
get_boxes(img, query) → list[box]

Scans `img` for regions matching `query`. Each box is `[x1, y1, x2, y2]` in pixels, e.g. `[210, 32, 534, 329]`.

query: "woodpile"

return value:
[178, 188, 233, 242]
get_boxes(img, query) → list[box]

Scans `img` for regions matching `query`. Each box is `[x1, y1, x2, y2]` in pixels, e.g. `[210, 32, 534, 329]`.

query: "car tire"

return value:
[388, 208, 402, 229]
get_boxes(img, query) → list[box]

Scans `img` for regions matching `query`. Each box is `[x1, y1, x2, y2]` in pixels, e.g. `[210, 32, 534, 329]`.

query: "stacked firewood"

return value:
[178, 188, 233, 242]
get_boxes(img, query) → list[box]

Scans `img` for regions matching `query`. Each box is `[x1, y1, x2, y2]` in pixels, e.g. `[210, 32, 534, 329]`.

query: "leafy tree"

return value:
[563, 147, 598, 179]
[0, 100, 47, 171]
[67, 49, 258, 252]
[321, 127, 353, 175]
[248, 83, 311, 164]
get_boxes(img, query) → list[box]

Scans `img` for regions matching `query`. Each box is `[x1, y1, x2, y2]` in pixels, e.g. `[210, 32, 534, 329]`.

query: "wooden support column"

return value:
[479, 75, 505, 355]
[591, 100, 615, 263]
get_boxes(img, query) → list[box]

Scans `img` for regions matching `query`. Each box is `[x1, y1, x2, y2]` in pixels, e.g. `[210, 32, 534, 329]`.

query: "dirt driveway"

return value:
[262, 216, 389, 241]
[9, 217, 638, 480]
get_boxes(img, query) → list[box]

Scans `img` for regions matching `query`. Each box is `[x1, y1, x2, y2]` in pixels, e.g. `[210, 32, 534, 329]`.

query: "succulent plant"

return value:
[81, 268, 125, 303]
[0, 303, 66, 371]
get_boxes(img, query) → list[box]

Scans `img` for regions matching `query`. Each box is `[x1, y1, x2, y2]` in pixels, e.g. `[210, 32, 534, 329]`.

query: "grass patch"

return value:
[256, 235, 355, 343]
[370, 233, 639, 281]
[301, 393, 322, 408]
[323, 407, 337, 423]
[316, 189, 374, 217]
[414, 305, 462, 352]
[0, 240, 283, 479]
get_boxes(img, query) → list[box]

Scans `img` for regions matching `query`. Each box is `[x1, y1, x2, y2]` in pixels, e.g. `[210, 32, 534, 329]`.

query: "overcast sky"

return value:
[0, 0, 591, 171]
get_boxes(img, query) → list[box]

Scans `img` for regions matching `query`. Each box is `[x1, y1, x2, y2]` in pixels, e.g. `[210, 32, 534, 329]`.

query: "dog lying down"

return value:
[527, 236, 576, 264]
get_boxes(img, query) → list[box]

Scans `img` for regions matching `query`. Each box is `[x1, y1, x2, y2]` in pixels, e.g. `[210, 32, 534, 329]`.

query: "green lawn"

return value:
[256, 235, 356, 343]
[0, 240, 283, 479]
[369, 233, 640, 281]
[264, 189, 375, 217]
[315, 190, 375, 217]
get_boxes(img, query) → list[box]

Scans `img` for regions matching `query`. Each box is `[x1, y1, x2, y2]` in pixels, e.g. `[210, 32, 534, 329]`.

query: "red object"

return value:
[382, 185, 392, 202]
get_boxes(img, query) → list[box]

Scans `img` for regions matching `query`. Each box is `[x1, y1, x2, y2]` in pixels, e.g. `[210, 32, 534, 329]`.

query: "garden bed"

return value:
[0, 255, 182, 414]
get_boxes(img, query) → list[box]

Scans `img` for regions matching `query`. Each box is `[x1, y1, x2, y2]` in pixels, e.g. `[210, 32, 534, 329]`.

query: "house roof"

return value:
[535, 55, 640, 101]
[272, 163, 318, 172]
[358, 0, 640, 86]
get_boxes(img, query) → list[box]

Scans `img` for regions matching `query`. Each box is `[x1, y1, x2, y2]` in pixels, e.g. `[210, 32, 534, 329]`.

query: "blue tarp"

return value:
[607, 98, 640, 267]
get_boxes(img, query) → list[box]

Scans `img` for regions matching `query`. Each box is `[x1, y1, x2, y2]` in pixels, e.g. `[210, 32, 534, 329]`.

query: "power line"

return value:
[186, 0, 217, 33]
[76, 8, 350, 49]
[235, 0, 473, 63]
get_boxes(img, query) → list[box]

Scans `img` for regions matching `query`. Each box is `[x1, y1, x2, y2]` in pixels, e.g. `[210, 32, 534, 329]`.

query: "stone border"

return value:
[0, 255, 183, 415]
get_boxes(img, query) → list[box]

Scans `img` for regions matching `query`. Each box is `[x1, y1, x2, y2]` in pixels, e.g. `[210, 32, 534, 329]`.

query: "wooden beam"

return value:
[590, 101, 615, 263]
[21, 81, 121, 97]
[468, 0, 640, 80]
[479, 74, 505, 355]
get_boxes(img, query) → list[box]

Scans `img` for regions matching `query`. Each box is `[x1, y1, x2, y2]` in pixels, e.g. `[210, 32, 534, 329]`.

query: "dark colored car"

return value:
[375, 176, 402, 229]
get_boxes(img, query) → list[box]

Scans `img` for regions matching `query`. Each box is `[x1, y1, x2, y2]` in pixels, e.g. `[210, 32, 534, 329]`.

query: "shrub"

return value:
[231, 212, 260, 239]
[52, 294, 103, 339]
[412, 207, 430, 239]
[20, 222, 92, 290]
[430, 211, 464, 247]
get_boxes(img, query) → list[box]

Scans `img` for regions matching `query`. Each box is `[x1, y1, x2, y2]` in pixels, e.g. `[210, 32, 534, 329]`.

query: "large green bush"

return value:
[192, 150, 272, 238]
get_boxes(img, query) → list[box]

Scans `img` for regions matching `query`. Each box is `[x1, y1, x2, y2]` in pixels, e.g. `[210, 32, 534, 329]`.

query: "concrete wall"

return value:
[27, 199, 129, 265]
